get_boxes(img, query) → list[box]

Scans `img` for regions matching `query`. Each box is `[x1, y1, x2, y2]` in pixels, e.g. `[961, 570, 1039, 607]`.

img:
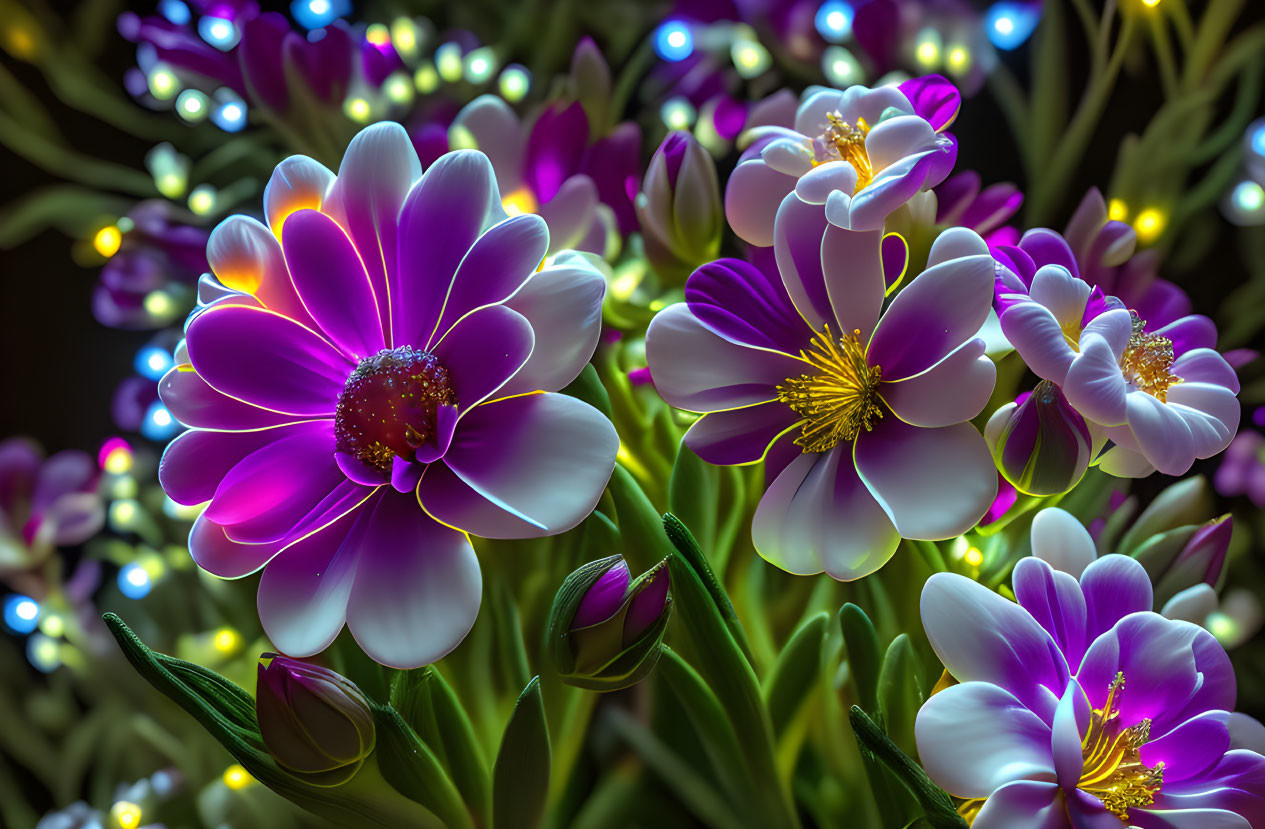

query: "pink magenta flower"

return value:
[725, 78, 959, 245]
[998, 264, 1240, 477]
[645, 221, 997, 580]
[157, 122, 618, 669]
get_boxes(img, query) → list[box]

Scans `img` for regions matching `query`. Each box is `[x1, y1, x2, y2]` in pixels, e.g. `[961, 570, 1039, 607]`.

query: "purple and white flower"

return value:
[916, 552, 1265, 827]
[725, 77, 958, 245]
[158, 122, 618, 669]
[645, 223, 997, 580]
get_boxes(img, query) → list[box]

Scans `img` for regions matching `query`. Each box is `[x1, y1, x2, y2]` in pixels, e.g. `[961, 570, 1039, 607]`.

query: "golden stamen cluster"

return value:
[1119, 312, 1180, 402]
[822, 111, 873, 191]
[777, 325, 883, 454]
[1079, 672, 1164, 822]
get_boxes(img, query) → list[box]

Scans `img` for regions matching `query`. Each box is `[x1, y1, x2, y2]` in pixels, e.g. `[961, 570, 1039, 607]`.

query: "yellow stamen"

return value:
[1079, 672, 1164, 821]
[777, 325, 882, 453]
[819, 112, 873, 191]
[1119, 312, 1179, 402]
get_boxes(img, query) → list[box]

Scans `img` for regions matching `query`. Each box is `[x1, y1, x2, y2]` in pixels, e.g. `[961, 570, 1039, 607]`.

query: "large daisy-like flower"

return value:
[725, 77, 958, 245]
[916, 553, 1265, 828]
[157, 122, 618, 669]
[645, 218, 997, 580]
[998, 264, 1240, 477]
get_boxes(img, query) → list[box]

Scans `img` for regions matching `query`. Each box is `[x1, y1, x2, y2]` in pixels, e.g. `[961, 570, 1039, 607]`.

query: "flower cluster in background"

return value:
[2, 0, 1265, 827]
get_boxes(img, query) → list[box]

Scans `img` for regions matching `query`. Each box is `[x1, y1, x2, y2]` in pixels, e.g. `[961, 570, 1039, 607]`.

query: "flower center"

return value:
[1119, 312, 1179, 402]
[777, 325, 883, 453]
[817, 111, 873, 192]
[334, 346, 454, 472]
[1078, 672, 1163, 822]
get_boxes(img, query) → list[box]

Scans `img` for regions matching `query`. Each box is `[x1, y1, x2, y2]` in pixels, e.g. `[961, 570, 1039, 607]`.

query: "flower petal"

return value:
[1141, 710, 1230, 784]
[1013, 557, 1090, 673]
[879, 337, 995, 427]
[537, 174, 599, 252]
[683, 402, 799, 466]
[431, 304, 534, 413]
[395, 149, 500, 350]
[281, 208, 385, 359]
[685, 256, 808, 354]
[1030, 507, 1097, 579]
[773, 192, 834, 329]
[264, 155, 335, 236]
[645, 303, 806, 412]
[1165, 382, 1240, 459]
[1064, 335, 1129, 426]
[345, 492, 482, 669]
[854, 418, 996, 540]
[724, 159, 796, 247]
[751, 447, 900, 580]
[866, 115, 939, 170]
[160, 426, 304, 506]
[1000, 302, 1076, 384]
[498, 253, 605, 396]
[972, 781, 1064, 829]
[1080, 554, 1154, 643]
[1029, 265, 1091, 329]
[159, 367, 320, 430]
[450, 94, 525, 187]
[257, 505, 364, 657]
[1124, 391, 1198, 476]
[420, 393, 617, 538]
[915, 682, 1055, 799]
[821, 224, 886, 341]
[1172, 348, 1240, 394]
[921, 572, 1069, 721]
[186, 304, 350, 416]
[207, 215, 315, 328]
[866, 248, 994, 380]
[189, 514, 281, 578]
[794, 160, 857, 205]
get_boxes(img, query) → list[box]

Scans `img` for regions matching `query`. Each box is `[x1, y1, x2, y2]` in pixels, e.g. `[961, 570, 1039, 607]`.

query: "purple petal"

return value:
[683, 402, 799, 466]
[188, 513, 280, 578]
[160, 426, 304, 506]
[523, 102, 588, 203]
[395, 149, 499, 350]
[1141, 710, 1231, 784]
[264, 156, 335, 235]
[345, 491, 482, 668]
[1018, 228, 1081, 280]
[1013, 557, 1090, 675]
[725, 159, 797, 247]
[972, 781, 1064, 829]
[207, 215, 316, 329]
[645, 304, 806, 412]
[866, 249, 994, 380]
[920, 572, 1069, 722]
[773, 193, 836, 330]
[899, 74, 961, 132]
[160, 367, 321, 430]
[854, 418, 996, 540]
[429, 214, 548, 343]
[537, 175, 599, 252]
[1000, 302, 1076, 384]
[1081, 554, 1154, 643]
[752, 448, 900, 580]
[186, 304, 350, 415]
[1052, 680, 1091, 789]
[685, 257, 809, 354]
[879, 338, 995, 427]
[432, 304, 534, 412]
[257, 505, 365, 656]
[421, 393, 617, 538]
[1153, 314, 1218, 358]
[282, 209, 385, 360]
[915, 682, 1055, 799]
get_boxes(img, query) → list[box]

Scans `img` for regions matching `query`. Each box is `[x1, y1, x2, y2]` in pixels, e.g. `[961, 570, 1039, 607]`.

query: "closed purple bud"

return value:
[1150, 515, 1233, 607]
[984, 380, 1092, 496]
[256, 655, 375, 785]
[637, 131, 722, 283]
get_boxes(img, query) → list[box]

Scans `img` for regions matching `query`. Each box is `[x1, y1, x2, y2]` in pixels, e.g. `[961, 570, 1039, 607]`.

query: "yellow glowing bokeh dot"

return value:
[213, 627, 241, 653]
[1141, 0, 1160, 6]
[110, 801, 142, 829]
[93, 225, 122, 258]
[501, 187, 538, 217]
[223, 764, 254, 789]
[963, 547, 984, 567]
[1107, 198, 1128, 222]
[1133, 208, 1166, 243]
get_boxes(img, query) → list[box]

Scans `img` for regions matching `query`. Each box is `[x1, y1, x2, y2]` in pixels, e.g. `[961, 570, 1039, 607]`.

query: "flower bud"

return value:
[1151, 515, 1232, 607]
[256, 654, 375, 786]
[637, 132, 723, 283]
[547, 555, 671, 691]
[984, 381, 1092, 496]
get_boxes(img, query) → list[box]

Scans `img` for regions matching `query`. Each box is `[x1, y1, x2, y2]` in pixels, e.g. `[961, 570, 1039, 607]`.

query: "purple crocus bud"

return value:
[547, 555, 672, 691]
[984, 380, 1092, 496]
[637, 131, 722, 283]
[256, 654, 375, 785]
[1149, 515, 1232, 608]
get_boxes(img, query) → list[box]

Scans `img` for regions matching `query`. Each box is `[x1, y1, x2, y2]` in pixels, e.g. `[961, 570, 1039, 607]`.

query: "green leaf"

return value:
[372, 705, 474, 829]
[849, 707, 966, 829]
[764, 612, 829, 739]
[607, 464, 678, 573]
[668, 445, 718, 554]
[877, 635, 925, 758]
[662, 512, 752, 663]
[561, 363, 613, 420]
[389, 668, 491, 824]
[839, 604, 882, 718]
[492, 677, 551, 829]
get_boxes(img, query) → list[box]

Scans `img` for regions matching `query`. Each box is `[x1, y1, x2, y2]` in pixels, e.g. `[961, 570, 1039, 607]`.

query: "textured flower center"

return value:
[1079, 672, 1163, 822]
[817, 111, 873, 192]
[1119, 312, 1179, 402]
[777, 325, 883, 453]
[334, 346, 454, 471]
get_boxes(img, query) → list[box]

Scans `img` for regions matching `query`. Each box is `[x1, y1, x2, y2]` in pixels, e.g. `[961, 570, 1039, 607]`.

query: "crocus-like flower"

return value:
[916, 552, 1265, 827]
[450, 94, 640, 253]
[95, 202, 208, 330]
[547, 555, 672, 691]
[0, 439, 103, 584]
[934, 171, 1022, 245]
[637, 131, 723, 282]
[256, 654, 375, 785]
[725, 77, 958, 245]
[999, 264, 1240, 477]
[645, 223, 997, 580]
[985, 381, 1093, 496]
[158, 123, 618, 668]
